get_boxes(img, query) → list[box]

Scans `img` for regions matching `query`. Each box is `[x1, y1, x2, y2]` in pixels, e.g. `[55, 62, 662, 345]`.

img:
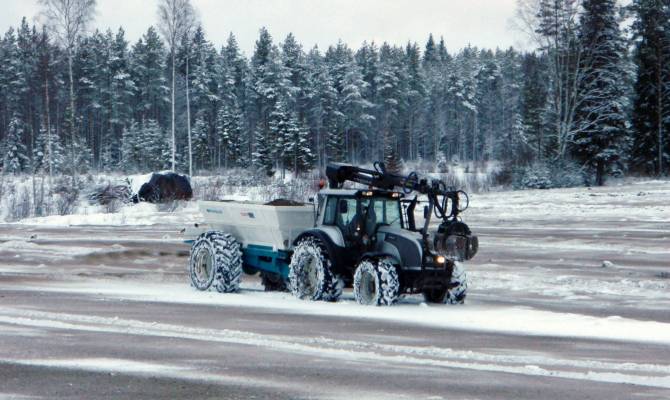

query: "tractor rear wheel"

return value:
[189, 231, 242, 293]
[353, 258, 400, 306]
[288, 236, 342, 301]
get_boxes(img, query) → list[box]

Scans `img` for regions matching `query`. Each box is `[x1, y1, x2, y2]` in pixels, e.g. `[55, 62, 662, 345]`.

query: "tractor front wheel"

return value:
[353, 258, 400, 306]
[422, 261, 468, 304]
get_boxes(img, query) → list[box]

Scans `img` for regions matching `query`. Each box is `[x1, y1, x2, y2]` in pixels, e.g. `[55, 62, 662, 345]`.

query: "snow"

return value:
[1, 306, 669, 389]
[5, 280, 670, 346]
[10, 358, 186, 375]
[17, 202, 200, 227]
[2, 179, 670, 395]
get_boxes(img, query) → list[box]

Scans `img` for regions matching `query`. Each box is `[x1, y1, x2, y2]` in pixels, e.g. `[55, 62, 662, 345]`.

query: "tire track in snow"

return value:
[1, 308, 669, 389]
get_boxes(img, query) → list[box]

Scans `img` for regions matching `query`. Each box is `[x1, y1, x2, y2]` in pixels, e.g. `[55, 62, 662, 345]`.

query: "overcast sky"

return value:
[2, 0, 526, 56]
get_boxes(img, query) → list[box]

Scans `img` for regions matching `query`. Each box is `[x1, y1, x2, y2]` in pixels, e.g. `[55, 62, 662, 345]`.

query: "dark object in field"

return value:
[264, 199, 304, 206]
[88, 184, 132, 205]
[132, 172, 193, 203]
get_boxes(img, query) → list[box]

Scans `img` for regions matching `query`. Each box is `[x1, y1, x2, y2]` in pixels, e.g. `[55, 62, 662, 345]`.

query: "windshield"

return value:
[323, 196, 403, 230]
[364, 197, 402, 229]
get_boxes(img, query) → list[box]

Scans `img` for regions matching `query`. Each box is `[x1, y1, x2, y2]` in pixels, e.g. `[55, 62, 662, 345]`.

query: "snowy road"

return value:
[1, 180, 669, 399]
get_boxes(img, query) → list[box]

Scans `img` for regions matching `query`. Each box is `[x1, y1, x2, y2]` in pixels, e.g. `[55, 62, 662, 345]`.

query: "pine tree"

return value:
[216, 102, 245, 168]
[108, 28, 135, 169]
[304, 46, 338, 168]
[269, 98, 312, 175]
[339, 61, 373, 163]
[217, 33, 249, 168]
[630, 0, 670, 175]
[403, 42, 425, 160]
[573, 0, 629, 185]
[130, 27, 168, 123]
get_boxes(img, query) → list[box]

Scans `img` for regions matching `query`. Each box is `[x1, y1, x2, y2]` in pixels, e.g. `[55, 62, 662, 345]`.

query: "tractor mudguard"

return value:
[293, 229, 348, 274]
[358, 252, 400, 266]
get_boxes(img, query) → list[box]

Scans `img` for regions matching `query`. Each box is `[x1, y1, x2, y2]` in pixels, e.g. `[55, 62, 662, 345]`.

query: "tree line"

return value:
[0, 0, 668, 185]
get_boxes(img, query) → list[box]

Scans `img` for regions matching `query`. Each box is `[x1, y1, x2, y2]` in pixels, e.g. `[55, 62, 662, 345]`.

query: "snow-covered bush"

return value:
[552, 159, 586, 188]
[513, 160, 585, 189]
[514, 163, 553, 189]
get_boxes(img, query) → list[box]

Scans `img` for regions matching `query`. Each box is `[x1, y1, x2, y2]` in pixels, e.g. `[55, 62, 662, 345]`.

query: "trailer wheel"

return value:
[422, 261, 468, 304]
[353, 258, 400, 306]
[188, 231, 242, 293]
[260, 271, 288, 292]
[289, 237, 342, 301]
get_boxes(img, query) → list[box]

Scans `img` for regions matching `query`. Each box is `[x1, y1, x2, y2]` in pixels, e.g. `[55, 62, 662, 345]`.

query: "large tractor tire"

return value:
[189, 231, 242, 293]
[288, 236, 342, 301]
[260, 271, 289, 292]
[422, 261, 468, 304]
[353, 258, 400, 306]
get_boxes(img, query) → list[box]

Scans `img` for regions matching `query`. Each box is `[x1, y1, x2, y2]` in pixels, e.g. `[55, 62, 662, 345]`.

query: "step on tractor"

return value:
[184, 162, 478, 306]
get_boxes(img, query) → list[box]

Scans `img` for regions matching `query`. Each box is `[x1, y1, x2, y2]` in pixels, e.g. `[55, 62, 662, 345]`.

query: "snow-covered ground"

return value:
[0, 179, 669, 399]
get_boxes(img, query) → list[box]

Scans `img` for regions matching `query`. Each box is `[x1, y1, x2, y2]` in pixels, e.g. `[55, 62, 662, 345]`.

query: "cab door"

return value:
[323, 196, 363, 247]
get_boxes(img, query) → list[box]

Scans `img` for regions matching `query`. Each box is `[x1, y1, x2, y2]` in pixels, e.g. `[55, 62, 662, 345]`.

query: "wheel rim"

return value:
[358, 268, 377, 305]
[193, 247, 213, 287]
[302, 253, 319, 297]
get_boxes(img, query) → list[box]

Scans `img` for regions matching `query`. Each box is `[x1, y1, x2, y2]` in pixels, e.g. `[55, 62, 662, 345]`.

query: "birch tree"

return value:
[38, 0, 96, 182]
[157, 0, 196, 172]
[514, 0, 583, 160]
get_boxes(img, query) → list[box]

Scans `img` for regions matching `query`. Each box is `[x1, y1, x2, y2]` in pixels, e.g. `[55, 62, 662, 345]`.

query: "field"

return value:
[0, 179, 669, 399]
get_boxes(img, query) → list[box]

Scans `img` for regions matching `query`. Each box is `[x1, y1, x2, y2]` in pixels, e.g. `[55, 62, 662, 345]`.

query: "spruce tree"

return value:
[1, 116, 29, 173]
[191, 113, 210, 172]
[252, 125, 273, 176]
[573, 0, 629, 185]
[630, 0, 670, 175]
[521, 53, 548, 163]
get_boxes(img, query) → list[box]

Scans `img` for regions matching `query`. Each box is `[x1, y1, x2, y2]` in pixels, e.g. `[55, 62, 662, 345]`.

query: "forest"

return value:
[0, 0, 669, 188]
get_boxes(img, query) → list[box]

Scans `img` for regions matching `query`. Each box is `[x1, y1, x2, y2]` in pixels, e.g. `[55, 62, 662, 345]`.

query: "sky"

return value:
[1, 0, 526, 56]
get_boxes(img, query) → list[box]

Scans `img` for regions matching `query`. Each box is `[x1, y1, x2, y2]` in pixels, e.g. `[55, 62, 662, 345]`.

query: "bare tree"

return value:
[157, 0, 196, 173]
[512, 0, 583, 160]
[38, 0, 97, 182]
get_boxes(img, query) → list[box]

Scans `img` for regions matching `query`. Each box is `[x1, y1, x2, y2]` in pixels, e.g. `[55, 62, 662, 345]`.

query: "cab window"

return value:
[323, 196, 358, 226]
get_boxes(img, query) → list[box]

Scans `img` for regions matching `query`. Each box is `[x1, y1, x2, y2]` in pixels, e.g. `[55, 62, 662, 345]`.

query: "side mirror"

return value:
[339, 200, 348, 214]
[308, 197, 314, 203]
[423, 205, 430, 219]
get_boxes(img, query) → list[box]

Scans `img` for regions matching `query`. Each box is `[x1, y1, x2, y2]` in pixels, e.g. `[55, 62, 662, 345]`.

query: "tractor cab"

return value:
[317, 189, 406, 249]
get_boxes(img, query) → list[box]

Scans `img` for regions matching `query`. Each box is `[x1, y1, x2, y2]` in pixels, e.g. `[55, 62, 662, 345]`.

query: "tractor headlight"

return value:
[435, 255, 446, 264]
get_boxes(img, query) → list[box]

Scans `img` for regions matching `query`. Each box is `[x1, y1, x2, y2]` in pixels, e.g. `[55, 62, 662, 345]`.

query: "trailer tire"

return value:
[260, 271, 288, 292]
[353, 258, 400, 306]
[188, 231, 242, 293]
[289, 236, 342, 301]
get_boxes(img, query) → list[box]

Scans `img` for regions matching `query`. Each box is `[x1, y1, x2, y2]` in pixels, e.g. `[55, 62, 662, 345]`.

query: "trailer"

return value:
[185, 162, 478, 306]
[185, 200, 314, 291]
